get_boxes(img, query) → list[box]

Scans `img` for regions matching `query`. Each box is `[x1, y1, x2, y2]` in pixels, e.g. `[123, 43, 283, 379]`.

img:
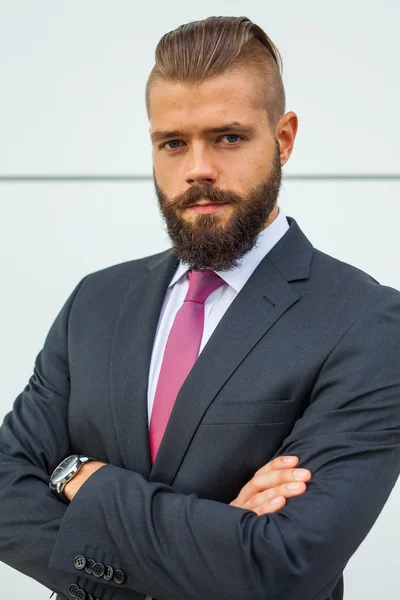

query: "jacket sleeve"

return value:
[0, 278, 90, 597]
[48, 291, 400, 600]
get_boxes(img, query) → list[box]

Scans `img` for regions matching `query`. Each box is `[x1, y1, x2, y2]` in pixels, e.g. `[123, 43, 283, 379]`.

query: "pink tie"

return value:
[149, 269, 224, 463]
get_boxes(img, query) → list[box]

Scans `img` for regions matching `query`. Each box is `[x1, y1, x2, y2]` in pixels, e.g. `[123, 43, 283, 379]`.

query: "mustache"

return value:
[169, 185, 242, 210]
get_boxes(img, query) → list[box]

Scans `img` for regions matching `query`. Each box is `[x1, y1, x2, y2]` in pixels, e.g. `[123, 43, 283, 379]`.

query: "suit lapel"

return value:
[109, 217, 313, 485]
[150, 218, 314, 485]
[109, 250, 178, 478]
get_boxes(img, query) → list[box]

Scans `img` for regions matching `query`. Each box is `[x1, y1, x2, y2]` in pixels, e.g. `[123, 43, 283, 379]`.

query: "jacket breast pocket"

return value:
[202, 399, 301, 425]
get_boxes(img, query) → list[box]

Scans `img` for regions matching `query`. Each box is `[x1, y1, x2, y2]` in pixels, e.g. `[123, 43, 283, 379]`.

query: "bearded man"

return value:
[0, 15, 399, 600]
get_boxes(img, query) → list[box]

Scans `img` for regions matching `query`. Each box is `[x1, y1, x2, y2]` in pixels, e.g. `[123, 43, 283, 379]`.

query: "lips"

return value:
[188, 202, 230, 215]
[187, 201, 229, 207]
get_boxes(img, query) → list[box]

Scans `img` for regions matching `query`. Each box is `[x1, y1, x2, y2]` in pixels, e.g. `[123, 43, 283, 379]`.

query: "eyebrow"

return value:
[150, 122, 255, 143]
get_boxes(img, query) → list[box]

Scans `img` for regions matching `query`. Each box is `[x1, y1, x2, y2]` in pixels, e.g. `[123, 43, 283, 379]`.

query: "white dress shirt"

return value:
[147, 208, 289, 424]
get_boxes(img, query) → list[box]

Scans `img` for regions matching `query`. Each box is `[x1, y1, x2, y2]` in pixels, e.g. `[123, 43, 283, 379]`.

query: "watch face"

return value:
[52, 455, 79, 484]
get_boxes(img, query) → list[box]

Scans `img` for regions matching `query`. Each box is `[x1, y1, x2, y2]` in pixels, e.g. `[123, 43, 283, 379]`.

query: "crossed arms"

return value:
[0, 280, 399, 600]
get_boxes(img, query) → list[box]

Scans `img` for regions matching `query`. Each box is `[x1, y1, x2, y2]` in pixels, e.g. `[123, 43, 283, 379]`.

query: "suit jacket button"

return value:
[74, 555, 86, 570]
[69, 583, 79, 597]
[86, 594, 94, 600]
[114, 568, 125, 584]
[75, 590, 87, 600]
[103, 565, 114, 580]
[84, 558, 96, 574]
[93, 562, 105, 578]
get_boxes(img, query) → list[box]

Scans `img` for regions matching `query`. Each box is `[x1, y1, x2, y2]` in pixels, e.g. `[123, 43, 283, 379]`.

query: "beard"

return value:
[154, 139, 282, 271]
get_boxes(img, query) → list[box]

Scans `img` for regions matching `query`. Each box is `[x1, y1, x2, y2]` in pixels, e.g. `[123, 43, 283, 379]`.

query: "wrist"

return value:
[49, 455, 106, 502]
[63, 461, 106, 502]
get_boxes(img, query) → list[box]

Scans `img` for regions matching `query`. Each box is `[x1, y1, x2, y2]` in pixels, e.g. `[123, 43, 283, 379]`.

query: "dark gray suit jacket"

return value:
[0, 217, 399, 600]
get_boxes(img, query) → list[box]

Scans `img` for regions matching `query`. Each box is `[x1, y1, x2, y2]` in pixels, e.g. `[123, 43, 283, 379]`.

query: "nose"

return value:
[184, 145, 218, 186]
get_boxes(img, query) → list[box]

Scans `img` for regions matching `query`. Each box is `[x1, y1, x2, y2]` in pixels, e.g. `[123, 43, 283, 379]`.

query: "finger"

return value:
[231, 455, 305, 507]
[235, 467, 311, 506]
[255, 455, 299, 476]
[255, 467, 311, 490]
[254, 496, 287, 516]
[244, 481, 307, 511]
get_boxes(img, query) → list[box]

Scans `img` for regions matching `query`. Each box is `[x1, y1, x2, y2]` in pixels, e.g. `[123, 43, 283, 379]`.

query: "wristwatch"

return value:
[49, 454, 96, 498]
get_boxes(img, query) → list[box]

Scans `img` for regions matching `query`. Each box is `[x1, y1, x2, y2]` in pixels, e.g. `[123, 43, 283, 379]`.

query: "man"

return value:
[0, 15, 399, 600]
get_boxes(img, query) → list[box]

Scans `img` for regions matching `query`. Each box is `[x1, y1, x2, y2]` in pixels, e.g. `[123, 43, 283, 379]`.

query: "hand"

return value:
[63, 460, 107, 502]
[230, 456, 311, 515]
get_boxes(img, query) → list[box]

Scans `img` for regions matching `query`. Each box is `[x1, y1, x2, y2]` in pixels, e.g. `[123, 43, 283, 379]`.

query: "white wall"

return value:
[1, 2, 399, 599]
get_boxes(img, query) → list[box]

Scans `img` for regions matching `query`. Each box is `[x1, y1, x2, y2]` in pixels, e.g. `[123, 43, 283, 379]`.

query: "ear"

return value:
[276, 112, 298, 166]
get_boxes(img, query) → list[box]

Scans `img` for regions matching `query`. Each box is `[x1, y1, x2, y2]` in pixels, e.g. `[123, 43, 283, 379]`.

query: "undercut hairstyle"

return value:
[145, 16, 286, 130]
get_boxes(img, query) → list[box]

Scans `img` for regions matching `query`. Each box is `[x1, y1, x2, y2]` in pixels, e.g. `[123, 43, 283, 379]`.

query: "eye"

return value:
[220, 134, 242, 144]
[162, 140, 184, 150]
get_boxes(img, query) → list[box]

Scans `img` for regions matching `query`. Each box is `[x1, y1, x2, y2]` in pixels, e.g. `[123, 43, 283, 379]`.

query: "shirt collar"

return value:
[168, 208, 289, 293]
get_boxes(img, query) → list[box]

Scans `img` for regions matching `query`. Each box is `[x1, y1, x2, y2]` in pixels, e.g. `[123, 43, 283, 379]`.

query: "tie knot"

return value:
[185, 269, 224, 304]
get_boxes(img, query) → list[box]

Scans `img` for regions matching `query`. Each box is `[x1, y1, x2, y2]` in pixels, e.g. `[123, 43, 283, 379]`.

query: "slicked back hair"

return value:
[146, 16, 286, 130]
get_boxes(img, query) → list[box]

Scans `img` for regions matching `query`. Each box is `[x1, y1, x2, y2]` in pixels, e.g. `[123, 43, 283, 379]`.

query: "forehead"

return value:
[149, 70, 268, 133]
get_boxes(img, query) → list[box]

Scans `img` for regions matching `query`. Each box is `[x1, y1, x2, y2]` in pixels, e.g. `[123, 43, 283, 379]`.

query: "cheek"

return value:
[153, 156, 171, 188]
[236, 161, 271, 193]
[154, 157, 187, 198]
[223, 150, 268, 186]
